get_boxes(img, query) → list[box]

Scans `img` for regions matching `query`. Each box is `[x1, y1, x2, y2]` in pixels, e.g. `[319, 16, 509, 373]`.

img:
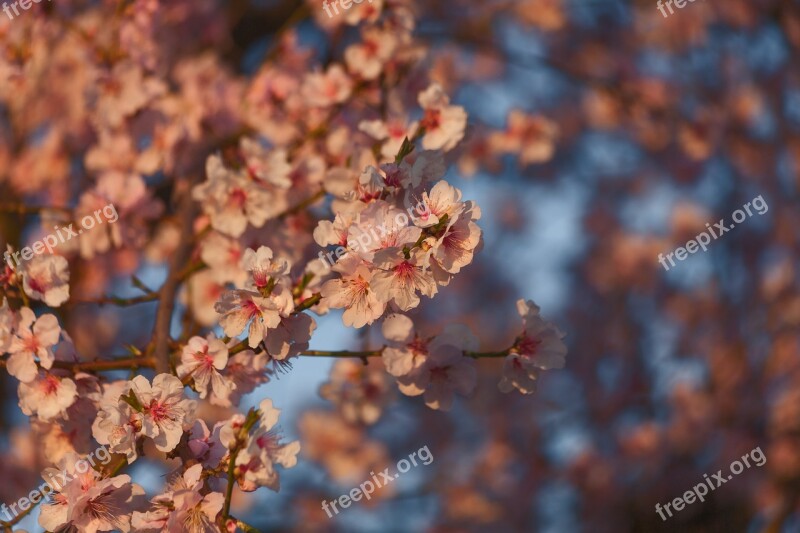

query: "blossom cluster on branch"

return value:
[0, 0, 567, 531]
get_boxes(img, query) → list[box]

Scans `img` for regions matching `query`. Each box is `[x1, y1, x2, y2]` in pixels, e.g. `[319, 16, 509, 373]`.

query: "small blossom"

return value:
[18, 371, 77, 421]
[177, 334, 236, 407]
[499, 300, 567, 394]
[7, 308, 60, 383]
[241, 246, 292, 292]
[418, 83, 467, 152]
[131, 373, 197, 453]
[372, 248, 437, 311]
[302, 64, 353, 108]
[92, 382, 140, 462]
[20, 254, 70, 307]
[234, 399, 301, 492]
[39, 454, 146, 533]
[215, 286, 294, 348]
[240, 138, 292, 188]
[320, 255, 386, 328]
[345, 27, 398, 80]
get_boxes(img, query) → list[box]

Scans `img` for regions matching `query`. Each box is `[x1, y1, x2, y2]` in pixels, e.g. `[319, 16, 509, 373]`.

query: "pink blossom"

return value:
[320, 255, 386, 328]
[418, 83, 467, 151]
[20, 254, 70, 307]
[130, 373, 197, 453]
[7, 307, 60, 382]
[18, 370, 77, 421]
[177, 334, 236, 407]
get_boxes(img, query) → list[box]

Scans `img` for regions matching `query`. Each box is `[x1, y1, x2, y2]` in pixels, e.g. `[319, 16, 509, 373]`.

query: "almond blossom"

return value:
[418, 83, 468, 152]
[302, 64, 353, 108]
[372, 247, 437, 311]
[381, 313, 429, 377]
[232, 399, 301, 492]
[39, 453, 146, 533]
[130, 373, 197, 454]
[192, 154, 277, 237]
[215, 287, 293, 348]
[499, 299, 567, 394]
[132, 464, 223, 533]
[177, 334, 236, 406]
[18, 370, 77, 421]
[92, 381, 141, 462]
[345, 27, 398, 80]
[239, 138, 292, 188]
[20, 254, 70, 307]
[359, 116, 419, 160]
[7, 307, 60, 383]
[320, 254, 386, 328]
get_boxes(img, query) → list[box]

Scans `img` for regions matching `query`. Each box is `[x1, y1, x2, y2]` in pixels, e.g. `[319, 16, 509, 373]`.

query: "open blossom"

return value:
[359, 116, 419, 160]
[177, 334, 236, 406]
[192, 154, 277, 237]
[372, 247, 437, 311]
[215, 285, 294, 348]
[20, 254, 70, 307]
[384, 318, 478, 411]
[499, 300, 567, 394]
[92, 381, 140, 462]
[131, 373, 197, 453]
[39, 454, 146, 533]
[302, 64, 353, 107]
[132, 464, 223, 533]
[18, 370, 77, 421]
[264, 313, 317, 360]
[345, 27, 398, 80]
[239, 137, 292, 188]
[223, 348, 271, 405]
[233, 399, 301, 492]
[346, 201, 422, 262]
[298, 410, 391, 484]
[75, 172, 163, 259]
[241, 245, 292, 291]
[199, 231, 247, 285]
[381, 313, 429, 377]
[7, 307, 60, 383]
[320, 255, 386, 328]
[401, 343, 477, 411]
[413, 180, 466, 229]
[313, 211, 356, 248]
[424, 199, 483, 276]
[418, 83, 467, 152]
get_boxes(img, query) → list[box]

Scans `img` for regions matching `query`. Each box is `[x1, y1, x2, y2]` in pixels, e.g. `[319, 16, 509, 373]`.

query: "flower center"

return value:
[421, 109, 441, 130]
[146, 400, 171, 422]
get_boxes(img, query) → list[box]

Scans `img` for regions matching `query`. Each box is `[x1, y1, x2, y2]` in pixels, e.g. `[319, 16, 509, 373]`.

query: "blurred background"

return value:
[1, 0, 799, 531]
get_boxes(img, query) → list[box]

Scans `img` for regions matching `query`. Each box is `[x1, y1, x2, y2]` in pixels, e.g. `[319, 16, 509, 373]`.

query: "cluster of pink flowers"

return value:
[0, 0, 568, 530]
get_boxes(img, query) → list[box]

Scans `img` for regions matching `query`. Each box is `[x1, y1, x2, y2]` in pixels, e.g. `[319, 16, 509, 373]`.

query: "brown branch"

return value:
[151, 178, 200, 374]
